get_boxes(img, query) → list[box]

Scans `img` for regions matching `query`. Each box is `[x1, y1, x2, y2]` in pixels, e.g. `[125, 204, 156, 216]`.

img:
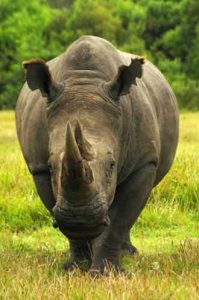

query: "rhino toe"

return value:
[121, 242, 138, 256]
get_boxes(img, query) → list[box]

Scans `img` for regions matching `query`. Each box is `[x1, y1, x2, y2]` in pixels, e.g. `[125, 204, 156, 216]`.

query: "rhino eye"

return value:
[110, 160, 116, 170]
[106, 151, 116, 170]
[105, 160, 116, 179]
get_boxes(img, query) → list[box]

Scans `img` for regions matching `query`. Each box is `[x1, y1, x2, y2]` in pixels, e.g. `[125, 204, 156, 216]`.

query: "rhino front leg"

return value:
[90, 162, 157, 274]
[33, 174, 93, 271]
[63, 240, 92, 271]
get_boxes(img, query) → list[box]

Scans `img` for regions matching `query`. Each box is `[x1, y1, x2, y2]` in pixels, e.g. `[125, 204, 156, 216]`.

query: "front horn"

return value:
[64, 122, 93, 185]
[65, 122, 82, 164]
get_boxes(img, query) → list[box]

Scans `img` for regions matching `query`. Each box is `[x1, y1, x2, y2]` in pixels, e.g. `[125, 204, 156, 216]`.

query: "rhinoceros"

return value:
[16, 35, 179, 274]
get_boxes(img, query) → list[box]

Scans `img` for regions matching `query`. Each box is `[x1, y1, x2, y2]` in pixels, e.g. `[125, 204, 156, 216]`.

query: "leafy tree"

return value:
[0, 0, 198, 110]
[68, 0, 121, 44]
[0, 0, 59, 108]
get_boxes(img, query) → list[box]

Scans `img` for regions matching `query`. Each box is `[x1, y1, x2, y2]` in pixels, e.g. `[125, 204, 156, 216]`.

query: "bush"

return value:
[173, 80, 199, 110]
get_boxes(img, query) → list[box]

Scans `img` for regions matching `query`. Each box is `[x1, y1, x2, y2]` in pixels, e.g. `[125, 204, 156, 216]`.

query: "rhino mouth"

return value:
[53, 205, 110, 240]
[58, 223, 107, 240]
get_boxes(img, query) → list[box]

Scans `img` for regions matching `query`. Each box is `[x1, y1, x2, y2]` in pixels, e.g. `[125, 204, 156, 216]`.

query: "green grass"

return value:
[0, 111, 198, 300]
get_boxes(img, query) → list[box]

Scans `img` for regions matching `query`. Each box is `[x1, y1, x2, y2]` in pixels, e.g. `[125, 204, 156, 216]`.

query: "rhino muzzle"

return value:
[53, 204, 110, 239]
[54, 120, 110, 239]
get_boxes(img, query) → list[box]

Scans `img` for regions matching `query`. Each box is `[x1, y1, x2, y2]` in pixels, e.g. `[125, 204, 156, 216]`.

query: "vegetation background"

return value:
[0, 0, 199, 299]
[0, 0, 199, 110]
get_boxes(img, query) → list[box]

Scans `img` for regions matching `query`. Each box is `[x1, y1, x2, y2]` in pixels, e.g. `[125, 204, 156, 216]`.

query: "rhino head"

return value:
[24, 57, 144, 239]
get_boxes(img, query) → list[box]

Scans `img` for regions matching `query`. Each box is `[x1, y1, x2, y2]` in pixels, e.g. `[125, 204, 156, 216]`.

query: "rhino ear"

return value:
[23, 59, 63, 102]
[105, 57, 145, 100]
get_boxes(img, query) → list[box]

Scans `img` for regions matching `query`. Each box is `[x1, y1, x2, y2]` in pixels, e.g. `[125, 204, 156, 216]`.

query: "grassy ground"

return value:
[0, 111, 198, 300]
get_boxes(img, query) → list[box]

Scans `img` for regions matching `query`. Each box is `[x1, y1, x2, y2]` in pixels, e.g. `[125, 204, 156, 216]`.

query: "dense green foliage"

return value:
[0, 0, 199, 109]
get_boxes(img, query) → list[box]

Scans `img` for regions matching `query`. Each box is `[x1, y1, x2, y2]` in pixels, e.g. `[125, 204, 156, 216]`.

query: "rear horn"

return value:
[75, 120, 95, 161]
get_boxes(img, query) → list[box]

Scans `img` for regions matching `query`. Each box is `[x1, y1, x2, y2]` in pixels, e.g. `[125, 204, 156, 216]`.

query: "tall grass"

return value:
[0, 111, 198, 300]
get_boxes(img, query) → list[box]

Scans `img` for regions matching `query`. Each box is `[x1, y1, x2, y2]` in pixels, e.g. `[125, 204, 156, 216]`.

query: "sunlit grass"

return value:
[0, 111, 198, 299]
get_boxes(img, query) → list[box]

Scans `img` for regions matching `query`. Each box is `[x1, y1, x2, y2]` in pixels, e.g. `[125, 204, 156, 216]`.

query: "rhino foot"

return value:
[63, 258, 91, 272]
[63, 240, 92, 272]
[121, 242, 138, 256]
[63, 259, 77, 272]
[89, 260, 124, 277]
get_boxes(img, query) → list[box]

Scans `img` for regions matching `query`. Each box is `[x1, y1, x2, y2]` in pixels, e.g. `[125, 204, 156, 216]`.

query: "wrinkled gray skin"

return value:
[16, 36, 179, 274]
